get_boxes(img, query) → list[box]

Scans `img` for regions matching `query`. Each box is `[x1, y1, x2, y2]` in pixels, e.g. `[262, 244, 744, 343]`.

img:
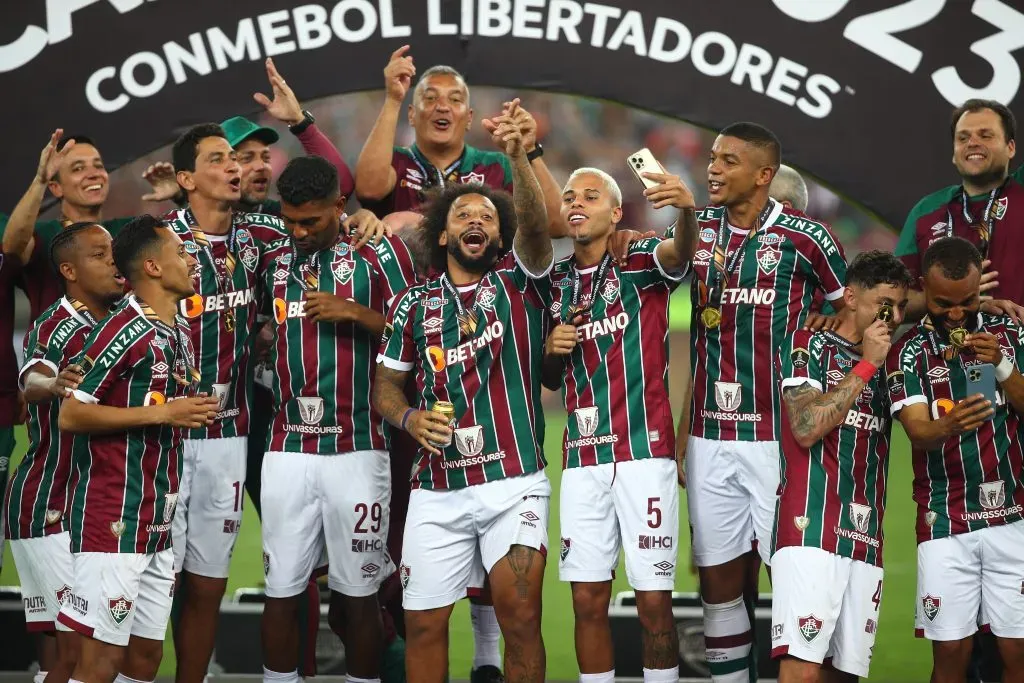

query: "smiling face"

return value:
[50, 143, 109, 210]
[236, 138, 272, 204]
[177, 136, 241, 203]
[923, 263, 982, 333]
[707, 135, 775, 207]
[560, 172, 622, 246]
[439, 193, 503, 274]
[409, 72, 472, 150]
[952, 108, 1015, 187]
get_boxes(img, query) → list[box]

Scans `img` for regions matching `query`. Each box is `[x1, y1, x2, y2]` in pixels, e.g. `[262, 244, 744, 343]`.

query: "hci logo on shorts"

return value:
[798, 615, 823, 643]
[922, 595, 941, 621]
[108, 595, 134, 625]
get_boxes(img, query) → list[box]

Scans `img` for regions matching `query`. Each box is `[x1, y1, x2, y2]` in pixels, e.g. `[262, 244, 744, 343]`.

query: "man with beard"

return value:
[162, 123, 289, 683]
[887, 237, 1024, 683]
[1, 130, 176, 321]
[374, 112, 551, 683]
[665, 122, 848, 682]
[57, 215, 220, 683]
[899, 100, 1024, 316]
[541, 165, 697, 683]
[5, 223, 125, 683]
[257, 155, 416, 683]
[772, 252, 912, 682]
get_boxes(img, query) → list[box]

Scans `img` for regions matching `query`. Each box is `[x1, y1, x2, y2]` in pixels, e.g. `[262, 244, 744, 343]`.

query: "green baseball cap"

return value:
[221, 116, 280, 148]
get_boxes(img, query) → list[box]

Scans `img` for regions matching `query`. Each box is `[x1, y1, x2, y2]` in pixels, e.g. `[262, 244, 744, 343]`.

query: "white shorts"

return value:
[686, 436, 779, 567]
[916, 520, 1024, 641]
[559, 458, 679, 590]
[401, 470, 551, 611]
[56, 549, 174, 646]
[769, 546, 882, 678]
[171, 437, 246, 578]
[9, 533, 75, 632]
[260, 450, 393, 599]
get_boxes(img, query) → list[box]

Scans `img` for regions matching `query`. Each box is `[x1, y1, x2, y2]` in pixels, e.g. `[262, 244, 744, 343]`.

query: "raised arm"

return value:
[4, 130, 72, 264]
[497, 106, 551, 274]
[642, 170, 697, 272]
[355, 46, 414, 202]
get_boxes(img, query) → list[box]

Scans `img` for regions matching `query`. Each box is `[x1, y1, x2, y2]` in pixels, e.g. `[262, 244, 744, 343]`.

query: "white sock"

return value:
[113, 675, 150, 683]
[34, 672, 47, 683]
[346, 676, 381, 683]
[702, 598, 753, 683]
[470, 603, 502, 669]
[580, 671, 615, 683]
[643, 666, 680, 683]
[263, 668, 302, 683]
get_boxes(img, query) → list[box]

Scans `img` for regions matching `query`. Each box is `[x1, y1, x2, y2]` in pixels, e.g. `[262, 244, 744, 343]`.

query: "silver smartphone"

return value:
[627, 148, 664, 189]
[965, 363, 998, 416]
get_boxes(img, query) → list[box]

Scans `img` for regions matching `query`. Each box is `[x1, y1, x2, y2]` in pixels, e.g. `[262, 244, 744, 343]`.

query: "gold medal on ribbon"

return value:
[457, 309, 479, 337]
[224, 310, 236, 332]
[875, 304, 894, 323]
[702, 307, 722, 329]
[949, 327, 968, 349]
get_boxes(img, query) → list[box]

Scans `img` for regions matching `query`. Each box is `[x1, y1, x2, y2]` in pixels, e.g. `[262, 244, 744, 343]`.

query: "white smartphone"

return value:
[627, 148, 664, 190]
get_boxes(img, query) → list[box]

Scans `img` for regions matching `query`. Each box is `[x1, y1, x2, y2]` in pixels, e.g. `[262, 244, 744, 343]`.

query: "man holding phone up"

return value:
[887, 237, 1024, 683]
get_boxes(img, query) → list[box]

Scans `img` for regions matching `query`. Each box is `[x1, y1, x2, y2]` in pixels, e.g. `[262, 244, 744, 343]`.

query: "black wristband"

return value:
[526, 143, 544, 162]
[289, 110, 315, 136]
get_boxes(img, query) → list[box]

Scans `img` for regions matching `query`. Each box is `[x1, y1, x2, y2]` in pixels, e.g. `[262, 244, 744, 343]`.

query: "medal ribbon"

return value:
[946, 182, 1005, 256]
[819, 330, 862, 359]
[921, 315, 975, 361]
[440, 272, 487, 338]
[67, 297, 98, 327]
[410, 144, 466, 190]
[289, 242, 322, 292]
[566, 254, 613, 322]
[704, 199, 776, 308]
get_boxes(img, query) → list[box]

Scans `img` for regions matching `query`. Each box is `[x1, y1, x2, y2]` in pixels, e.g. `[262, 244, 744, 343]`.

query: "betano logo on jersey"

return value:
[182, 288, 255, 319]
[426, 320, 505, 371]
[719, 288, 777, 305]
[273, 298, 307, 323]
[143, 391, 166, 406]
[576, 312, 629, 342]
[842, 409, 887, 432]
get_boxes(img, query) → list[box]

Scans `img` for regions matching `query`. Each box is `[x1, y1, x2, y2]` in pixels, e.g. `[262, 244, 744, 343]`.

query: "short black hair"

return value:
[277, 156, 339, 206]
[49, 222, 105, 281]
[951, 99, 1016, 143]
[420, 183, 517, 274]
[112, 215, 170, 281]
[845, 250, 914, 290]
[719, 121, 781, 169]
[922, 236, 983, 281]
[172, 123, 227, 174]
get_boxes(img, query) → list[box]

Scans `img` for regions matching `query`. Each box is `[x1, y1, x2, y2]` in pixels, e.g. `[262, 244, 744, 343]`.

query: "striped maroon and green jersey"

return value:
[886, 312, 1024, 544]
[897, 165, 1024, 305]
[67, 295, 198, 554]
[259, 233, 416, 455]
[773, 329, 892, 567]
[667, 200, 847, 441]
[378, 248, 553, 490]
[548, 239, 686, 468]
[360, 143, 513, 216]
[164, 208, 285, 440]
[5, 298, 93, 540]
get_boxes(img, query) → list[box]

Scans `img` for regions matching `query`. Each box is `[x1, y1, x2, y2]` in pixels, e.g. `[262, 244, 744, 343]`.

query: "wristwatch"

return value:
[289, 110, 315, 135]
[526, 143, 544, 162]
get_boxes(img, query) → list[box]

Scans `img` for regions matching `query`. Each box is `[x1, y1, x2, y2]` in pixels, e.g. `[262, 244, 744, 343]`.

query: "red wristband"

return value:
[852, 360, 876, 384]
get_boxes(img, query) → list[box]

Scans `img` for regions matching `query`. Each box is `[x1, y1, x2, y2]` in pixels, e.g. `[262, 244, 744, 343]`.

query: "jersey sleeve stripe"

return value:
[652, 244, 688, 281]
[824, 287, 845, 301]
[890, 394, 927, 416]
[18, 358, 59, 389]
[70, 389, 99, 404]
[377, 354, 413, 372]
[512, 244, 554, 279]
[781, 376, 822, 392]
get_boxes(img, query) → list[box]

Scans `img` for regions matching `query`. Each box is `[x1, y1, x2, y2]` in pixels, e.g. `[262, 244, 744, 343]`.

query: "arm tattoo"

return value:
[510, 153, 552, 272]
[507, 543, 538, 600]
[372, 365, 412, 429]
[784, 374, 866, 444]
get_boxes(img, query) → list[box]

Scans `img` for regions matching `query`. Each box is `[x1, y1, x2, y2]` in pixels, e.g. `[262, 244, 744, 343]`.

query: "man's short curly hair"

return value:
[277, 155, 339, 206]
[419, 183, 518, 274]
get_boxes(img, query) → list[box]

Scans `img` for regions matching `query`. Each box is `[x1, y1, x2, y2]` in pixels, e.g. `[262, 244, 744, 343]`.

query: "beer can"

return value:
[430, 401, 455, 447]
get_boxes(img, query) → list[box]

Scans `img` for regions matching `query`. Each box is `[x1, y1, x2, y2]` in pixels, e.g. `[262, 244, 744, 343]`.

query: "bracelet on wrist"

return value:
[852, 360, 877, 384]
[400, 407, 414, 430]
[995, 357, 1014, 383]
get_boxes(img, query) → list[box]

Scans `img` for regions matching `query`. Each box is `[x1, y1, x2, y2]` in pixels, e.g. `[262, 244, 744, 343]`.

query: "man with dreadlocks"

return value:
[5, 223, 126, 683]
[374, 106, 552, 683]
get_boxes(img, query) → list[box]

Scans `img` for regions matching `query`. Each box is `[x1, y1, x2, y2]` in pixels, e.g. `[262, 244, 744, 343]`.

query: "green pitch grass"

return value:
[2, 412, 931, 680]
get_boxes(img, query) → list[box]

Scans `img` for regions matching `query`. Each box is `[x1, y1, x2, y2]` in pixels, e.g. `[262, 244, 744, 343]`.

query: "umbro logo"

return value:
[653, 561, 674, 571]
[926, 367, 949, 383]
[827, 369, 845, 383]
